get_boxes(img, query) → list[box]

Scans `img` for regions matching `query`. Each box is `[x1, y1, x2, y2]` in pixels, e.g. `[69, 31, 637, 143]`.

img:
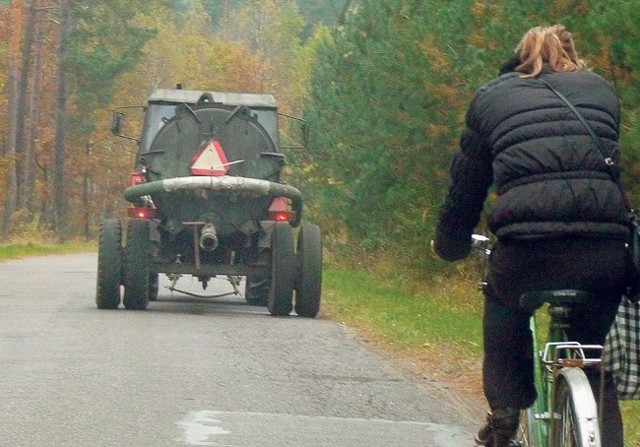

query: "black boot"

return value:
[475, 412, 493, 445]
[491, 407, 519, 447]
[475, 407, 519, 447]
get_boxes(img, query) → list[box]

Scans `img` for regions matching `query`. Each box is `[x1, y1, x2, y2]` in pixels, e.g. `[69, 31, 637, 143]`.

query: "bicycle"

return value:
[471, 234, 603, 447]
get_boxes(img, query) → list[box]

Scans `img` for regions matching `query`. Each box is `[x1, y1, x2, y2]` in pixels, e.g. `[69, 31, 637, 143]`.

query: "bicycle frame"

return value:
[528, 313, 549, 443]
[527, 305, 579, 444]
[528, 306, 603, 447]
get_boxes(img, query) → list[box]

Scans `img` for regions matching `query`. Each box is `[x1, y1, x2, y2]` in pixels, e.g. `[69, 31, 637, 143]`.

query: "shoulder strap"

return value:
[538, 78, 614, 169]
[538, 77, 632, 212]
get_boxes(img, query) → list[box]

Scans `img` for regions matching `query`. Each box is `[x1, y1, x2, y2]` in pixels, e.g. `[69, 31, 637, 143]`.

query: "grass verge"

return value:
[320, 268, 485, 395]
[320, 266, 640, 445]
[0, 240, 96, 261]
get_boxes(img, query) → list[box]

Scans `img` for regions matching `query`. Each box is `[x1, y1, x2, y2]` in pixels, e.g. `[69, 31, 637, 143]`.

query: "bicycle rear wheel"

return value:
[551, 368, 601, 447]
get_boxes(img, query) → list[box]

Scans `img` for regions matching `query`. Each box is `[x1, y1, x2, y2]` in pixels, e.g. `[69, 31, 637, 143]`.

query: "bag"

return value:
[603, 296, 640, 399]
[625, 216, 640, 301]
[631, 217, 640, 271]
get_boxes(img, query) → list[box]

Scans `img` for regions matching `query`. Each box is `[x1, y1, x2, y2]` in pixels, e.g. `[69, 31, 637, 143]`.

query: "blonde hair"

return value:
[515, 24, 587, 78]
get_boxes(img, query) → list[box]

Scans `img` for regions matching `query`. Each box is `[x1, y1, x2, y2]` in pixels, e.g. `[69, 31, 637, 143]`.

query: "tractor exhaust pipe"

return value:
[199, 224, 219, 251]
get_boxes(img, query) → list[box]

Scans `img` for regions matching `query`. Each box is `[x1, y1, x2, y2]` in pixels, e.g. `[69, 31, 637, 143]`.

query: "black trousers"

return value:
[483, 237, 628, 447]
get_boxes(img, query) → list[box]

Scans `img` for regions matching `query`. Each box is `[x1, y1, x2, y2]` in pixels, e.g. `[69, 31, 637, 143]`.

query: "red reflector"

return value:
[127, 207, 156, 219]
[130, 171, 145, 186]
[268, 211, 296, 222]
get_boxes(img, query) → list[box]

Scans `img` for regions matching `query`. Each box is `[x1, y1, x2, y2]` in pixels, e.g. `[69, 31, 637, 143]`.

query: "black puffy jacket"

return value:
[434, 66, 629, 261]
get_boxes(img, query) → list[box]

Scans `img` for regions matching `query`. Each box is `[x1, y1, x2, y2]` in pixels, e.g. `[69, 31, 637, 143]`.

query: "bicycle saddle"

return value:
[519, 289, 596, 312]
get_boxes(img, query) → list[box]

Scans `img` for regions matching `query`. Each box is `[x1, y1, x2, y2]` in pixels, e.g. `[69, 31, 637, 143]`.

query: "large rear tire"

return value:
[123, 218, 151, 310]
[294, 223, 322, 318]
[96, 219, 122, 309]
[551, 368, 601, 447]
[245, 274, 269, 306]
[268, 222, 295, 316]
[148, 273, 159, 301]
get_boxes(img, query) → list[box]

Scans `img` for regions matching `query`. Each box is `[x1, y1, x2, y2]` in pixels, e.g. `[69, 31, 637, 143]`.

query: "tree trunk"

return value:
[2, 0, 24, 238]
[20, 1, 46, 214]
[53, 0, 71, 238]
[82, 140, 92, 239]
[338, 0, 353, 25]
[15, 0, 40, 212]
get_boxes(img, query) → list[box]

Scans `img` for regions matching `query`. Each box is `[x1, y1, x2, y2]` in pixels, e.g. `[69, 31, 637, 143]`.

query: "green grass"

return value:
[0, 241, 96, 261]
[321, 268, 483, 356]
[621, 401, 640, 444]
[320, 267, 640, 446]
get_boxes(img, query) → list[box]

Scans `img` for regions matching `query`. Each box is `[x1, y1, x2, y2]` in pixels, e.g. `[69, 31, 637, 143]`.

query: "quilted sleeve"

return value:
[433, 127, 494, 261]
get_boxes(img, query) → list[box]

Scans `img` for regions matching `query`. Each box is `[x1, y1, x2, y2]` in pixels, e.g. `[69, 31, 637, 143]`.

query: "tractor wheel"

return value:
[268, 222, 295, 316]
[294, 223, 322, 318]
[96, 219, 123, 309]
[244, 274, 269, 306]
[148, 273, 159, 301]
[123, 218, 151, 310]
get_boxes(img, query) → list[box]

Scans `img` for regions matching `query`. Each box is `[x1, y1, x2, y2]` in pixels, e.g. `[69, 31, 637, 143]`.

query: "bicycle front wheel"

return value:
[551, 368, 601, 447]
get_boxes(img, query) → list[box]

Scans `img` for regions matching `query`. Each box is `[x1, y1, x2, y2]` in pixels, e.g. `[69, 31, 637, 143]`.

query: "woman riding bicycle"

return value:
[432, 24, 630, 447]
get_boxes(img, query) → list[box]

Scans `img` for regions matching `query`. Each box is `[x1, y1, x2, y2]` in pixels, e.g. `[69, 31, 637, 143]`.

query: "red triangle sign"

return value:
[190, 140, 230, 176]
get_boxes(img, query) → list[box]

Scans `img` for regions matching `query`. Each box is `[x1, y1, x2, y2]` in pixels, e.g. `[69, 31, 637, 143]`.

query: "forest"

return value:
[1, 0, 639, 273]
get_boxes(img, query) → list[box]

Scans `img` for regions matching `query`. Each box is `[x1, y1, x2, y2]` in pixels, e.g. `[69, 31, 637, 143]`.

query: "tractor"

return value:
[95, 87, 321, 317]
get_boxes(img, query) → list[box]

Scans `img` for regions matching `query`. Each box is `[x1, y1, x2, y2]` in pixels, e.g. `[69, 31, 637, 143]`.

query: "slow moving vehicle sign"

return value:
[190, 140, 230, 176]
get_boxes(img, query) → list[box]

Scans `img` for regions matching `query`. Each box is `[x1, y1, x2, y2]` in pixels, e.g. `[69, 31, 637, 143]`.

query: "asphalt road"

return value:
[0, 253, 479, 446]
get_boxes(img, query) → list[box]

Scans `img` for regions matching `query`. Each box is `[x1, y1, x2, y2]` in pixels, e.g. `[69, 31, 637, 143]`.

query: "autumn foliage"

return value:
[0, 0, 314, 240]
[0, 0, 639, 267]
